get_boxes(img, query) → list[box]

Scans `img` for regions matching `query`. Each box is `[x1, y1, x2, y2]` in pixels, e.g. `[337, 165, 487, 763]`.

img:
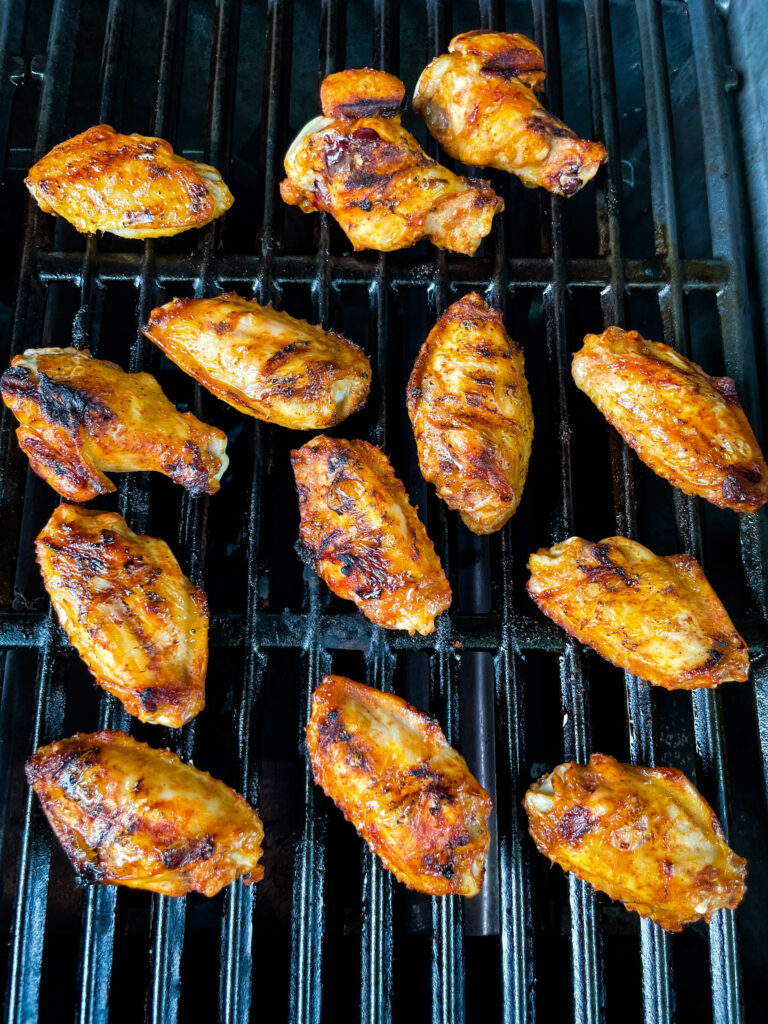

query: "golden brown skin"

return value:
[527, 536, 748, 690]
[0, 348, 228, 502]
[407, 292, 533, 534]
[280, 69, 503, 254]
[36, 505, 208, 727]
[572, 327, 768, 513]
[307, 676, 491, 896]
[26, 731, 264, 897]
[25, 124, 233, 237]
[524, 754, 746, 931]
[291, 436, 452, 635]
[143, 293, 370, 430]
[414, 32, 607, 197]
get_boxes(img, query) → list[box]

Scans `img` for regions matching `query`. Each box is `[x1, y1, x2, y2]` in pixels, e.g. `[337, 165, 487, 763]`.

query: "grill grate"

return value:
[1, 1, 767, 1022]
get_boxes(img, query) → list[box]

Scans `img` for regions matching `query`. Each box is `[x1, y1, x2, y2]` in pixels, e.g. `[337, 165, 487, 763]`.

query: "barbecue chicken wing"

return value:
[524, 754, 746, 931]
[407, 292, 533, 534]
[143, 293, 371, 430]
[291, 436, 451, 634]
[36, 505, 208, 726]
[414, 32, 607, 197]
[0, 348, 228, 501]
[26, 731, 264, 896]
[307, 676, 491, 896]
[572, 327, 768, 513]
[280, 68, 503, 254]
[25, 124, 233, 237]
[527, 536, 748, 690]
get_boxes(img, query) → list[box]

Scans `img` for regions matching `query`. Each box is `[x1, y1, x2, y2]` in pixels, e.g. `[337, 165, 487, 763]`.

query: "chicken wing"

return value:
[143, 293, 371, 430]
[0, 347, 228, 501]
[527, 535, 748, 689]
[36, 505, 208, 726]
[26, 731, 264, 896]
[407, 292, 533, 534]
[307, 675, 491, 896]
[280, 68, 503, 254]
[25, 124, 233, 237]
[413, 31, 607, 197]
[291, 435, 451, 634]
[524, 754, 746, 931]
[572, 327, 768, 513]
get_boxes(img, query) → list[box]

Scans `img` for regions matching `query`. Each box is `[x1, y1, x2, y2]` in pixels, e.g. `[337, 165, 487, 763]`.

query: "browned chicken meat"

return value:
[524, 754, 747, 931]
[37, 505, 208, 726]
[143, 293, 371, 429]
[413, 31, 607, 197]
[572, 327, 768, 513]
[280, 68, 503, 254]
[307, 676, 491, 896]
[26, 731, 264, 896]
[407, 292, 533, 534]
[25, 124, 233, 237]
[0, 348, 228, 501]
[291, 435, 451, 634]
[527, 536, 748, 690]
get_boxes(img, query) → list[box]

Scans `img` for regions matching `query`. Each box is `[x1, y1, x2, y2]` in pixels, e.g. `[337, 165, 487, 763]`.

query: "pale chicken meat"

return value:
[524, 754, 746, 931]
[25, 124, 233, 237]
[572, 327, 768, 513]
[407, 292, 533, 534]
[291, 436, 452, 634]
[143, 293, 371, 429]
[280, 68, 503, 254]
[0, 347, 228, 501]
[26, 731, 264, 896]
[413, 31, 607, 196]
[527, 535, 748, 690]
[307, 676, 491, 896]
[36, 505, 208, 727]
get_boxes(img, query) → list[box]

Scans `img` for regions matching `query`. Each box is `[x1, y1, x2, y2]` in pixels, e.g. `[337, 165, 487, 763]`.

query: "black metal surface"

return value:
[0, 1, 767, 1022]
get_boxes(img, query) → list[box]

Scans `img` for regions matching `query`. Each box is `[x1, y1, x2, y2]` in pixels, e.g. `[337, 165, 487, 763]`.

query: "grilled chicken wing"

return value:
[25, 124, 233, 237]
[527, 536, 748, 690]
[280, 69, 503, 254]
[307, 676, 491, 896]
[407, 292, 533, 534]
[291, 436, 451, 634]
[26, 731, 264, 896]
[37, 505, 208, 726]
[414, 32, 607, 197]
[524, 754, 746, 931]
[572, 327, 768, 513]
[0, 348, 228, 501]
[143, 293, 370, 430]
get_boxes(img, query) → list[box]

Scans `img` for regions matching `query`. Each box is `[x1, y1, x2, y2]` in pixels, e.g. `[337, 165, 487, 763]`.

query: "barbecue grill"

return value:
[1, 0, 766, 1021]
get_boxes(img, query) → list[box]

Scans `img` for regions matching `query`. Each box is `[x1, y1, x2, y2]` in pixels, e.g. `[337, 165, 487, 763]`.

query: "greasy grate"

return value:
[1, 1, 767, 1022]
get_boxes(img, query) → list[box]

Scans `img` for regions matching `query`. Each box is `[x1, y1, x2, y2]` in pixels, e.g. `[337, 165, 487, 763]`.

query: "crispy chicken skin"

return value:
[143, 293, 371, 430]
[0, 348, 228, 501]
[25, 124, 233, 237]
[527, 536, 748, 690]
[307, 676, 491, 896]
[413, 32, 607, 197]
[407, 292, 533, 534]
[26, 731, 264, 896]
[291, 436, 452, 635]
[524, 754, 746, 931]
[280, 68, 503, 254]
[36, 505, 208, 727]
[572, 327, 768, 513]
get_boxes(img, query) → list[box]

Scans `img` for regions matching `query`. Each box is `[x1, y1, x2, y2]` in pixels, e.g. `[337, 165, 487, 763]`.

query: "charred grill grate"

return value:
[0, 1, 767, 1022]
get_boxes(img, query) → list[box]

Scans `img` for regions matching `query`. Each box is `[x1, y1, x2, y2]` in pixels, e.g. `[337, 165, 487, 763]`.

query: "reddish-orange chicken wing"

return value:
[524, 754, 746, 931]
[307, 676, 491, 896]
[26, 731, 264, 897]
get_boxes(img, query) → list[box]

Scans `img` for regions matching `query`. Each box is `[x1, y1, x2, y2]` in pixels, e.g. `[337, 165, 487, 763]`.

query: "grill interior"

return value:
[1, 0, 767, 1021]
